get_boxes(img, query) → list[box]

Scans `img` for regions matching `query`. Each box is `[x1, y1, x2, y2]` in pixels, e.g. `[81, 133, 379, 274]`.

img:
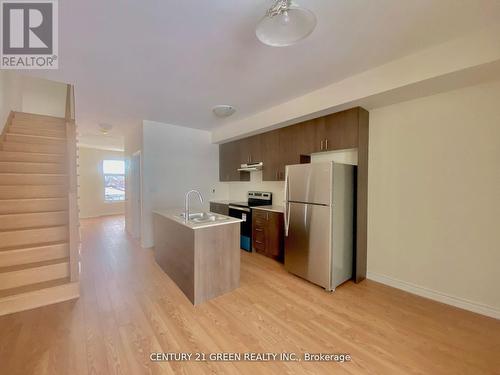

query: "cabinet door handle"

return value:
[255, 240, 264, 244]
[266, 212, 269, 220]
[255, 228, 263, 232]
[320, 140, 324, 151]
[325, 139, 328, 150]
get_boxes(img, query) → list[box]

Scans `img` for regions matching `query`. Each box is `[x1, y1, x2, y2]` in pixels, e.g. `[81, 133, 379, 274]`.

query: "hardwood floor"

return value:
[0, 215, 498, 374]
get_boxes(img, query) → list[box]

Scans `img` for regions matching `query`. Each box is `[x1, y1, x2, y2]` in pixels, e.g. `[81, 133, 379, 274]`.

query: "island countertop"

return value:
[153, 209, 242, 230]
[153, 210, 241, 305]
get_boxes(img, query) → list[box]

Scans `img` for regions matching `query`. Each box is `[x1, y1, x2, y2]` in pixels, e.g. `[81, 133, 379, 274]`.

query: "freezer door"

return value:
[286, 162, 332, 205]
[284, 202, 332, 289]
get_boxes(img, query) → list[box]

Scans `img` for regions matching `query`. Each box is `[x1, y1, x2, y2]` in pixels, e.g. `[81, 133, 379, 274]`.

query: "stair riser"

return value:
[0, 198, 68, 214]
[0, 185, 67, 199]
[0, 262, 69, 290]
[0, 162, 65, 174]
[5, 134, 66, 145]
[0, 211, 68, 230]
[0, 151, 62, 163]
[0, 281, 79, 317]
[2, 142, 66, 154]
[0, 243, 69, 267]
[6, 127, 66, 138]
[0, 226, 68, 249]
[0, 174, 67, 185]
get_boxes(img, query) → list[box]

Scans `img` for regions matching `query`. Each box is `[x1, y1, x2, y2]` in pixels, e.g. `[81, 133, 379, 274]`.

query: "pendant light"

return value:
[256, 0, 317, 47]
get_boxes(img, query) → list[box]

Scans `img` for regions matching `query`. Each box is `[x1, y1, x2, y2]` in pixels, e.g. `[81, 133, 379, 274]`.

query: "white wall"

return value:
[0, 72, 66, 134]
[310, 149, 358, 165]
[0, 71, 22, 132]
[141, 121, 226, 247]
[20, 75, 66, 118]
[124, 123, 143, 237]
[367, 80, 500, 318]
[78, 147, 125, 219]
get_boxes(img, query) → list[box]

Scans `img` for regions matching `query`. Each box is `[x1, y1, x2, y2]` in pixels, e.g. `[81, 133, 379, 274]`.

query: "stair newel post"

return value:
[65, 84, 80, 283]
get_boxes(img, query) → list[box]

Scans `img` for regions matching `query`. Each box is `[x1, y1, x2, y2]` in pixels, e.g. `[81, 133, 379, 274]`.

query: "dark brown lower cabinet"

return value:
[209, 202, 229, 216]
[252, 209, 284, 262]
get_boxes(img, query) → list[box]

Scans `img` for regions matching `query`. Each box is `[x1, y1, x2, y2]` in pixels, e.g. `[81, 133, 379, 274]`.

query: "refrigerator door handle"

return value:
[284, 171, 290, 236]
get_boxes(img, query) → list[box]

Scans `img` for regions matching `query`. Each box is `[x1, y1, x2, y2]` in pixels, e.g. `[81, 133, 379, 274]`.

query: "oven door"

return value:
[228, 205, 252, 251]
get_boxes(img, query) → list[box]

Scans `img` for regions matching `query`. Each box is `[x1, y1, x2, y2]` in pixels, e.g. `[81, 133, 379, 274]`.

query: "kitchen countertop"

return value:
[209, 200, 234, 205]
[153, 209, 242, 230]
[252, 205, 285, 214]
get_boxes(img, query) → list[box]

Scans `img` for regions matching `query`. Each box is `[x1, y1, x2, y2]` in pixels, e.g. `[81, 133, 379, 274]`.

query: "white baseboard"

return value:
[367, 272, 500, 320]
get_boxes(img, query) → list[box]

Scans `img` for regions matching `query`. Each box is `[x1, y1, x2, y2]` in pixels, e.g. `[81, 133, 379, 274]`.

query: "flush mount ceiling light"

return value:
[256, 0, 317, 47]
[212, 105, 236, 118]
[99, 123, 113, 134]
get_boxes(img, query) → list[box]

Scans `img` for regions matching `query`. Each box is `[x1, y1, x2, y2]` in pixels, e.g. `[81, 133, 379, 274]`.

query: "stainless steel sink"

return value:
[178, 212, 229, 223]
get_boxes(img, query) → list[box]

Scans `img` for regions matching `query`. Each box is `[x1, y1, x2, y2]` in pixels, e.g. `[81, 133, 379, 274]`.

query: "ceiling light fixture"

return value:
[99, 123, 113, 135]
[256, 0, 317, 47]
[212, 105, 236, 118]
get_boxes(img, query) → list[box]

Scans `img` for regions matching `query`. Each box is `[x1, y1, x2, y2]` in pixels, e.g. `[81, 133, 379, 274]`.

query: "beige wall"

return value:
[78, 147, 125, 218]
[368, 80, 500, 317]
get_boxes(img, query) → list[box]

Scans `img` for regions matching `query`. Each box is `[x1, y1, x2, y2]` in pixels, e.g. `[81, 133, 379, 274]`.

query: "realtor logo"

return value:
[1, 0, 58, 69]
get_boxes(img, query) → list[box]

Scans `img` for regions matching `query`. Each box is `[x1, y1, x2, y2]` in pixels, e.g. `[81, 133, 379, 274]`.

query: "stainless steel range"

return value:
[228, 191, 272, 251]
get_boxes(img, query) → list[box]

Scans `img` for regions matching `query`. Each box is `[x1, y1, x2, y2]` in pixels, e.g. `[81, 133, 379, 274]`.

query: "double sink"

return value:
[178, 212, 229, 223]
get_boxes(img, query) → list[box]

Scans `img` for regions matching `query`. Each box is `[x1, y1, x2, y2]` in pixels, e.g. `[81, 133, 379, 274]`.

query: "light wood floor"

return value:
[0, 216, 498, 374]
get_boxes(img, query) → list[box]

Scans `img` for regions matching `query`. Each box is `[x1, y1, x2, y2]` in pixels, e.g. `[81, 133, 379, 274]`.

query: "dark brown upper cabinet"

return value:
[261, 129, 281, 181]
[220, 107, 364, 182]
[239, 134, 262, 164]
[219, 141, 250, 182]
[315, 108, 359, 152]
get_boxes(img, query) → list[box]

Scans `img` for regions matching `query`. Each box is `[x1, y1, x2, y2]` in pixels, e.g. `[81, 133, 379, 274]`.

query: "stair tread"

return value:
[6, 133, 65, 141]
[0, 161, 64, 165]
[0, 257, 69, 273]
[1, 142, 66, 154]
[0, 240, 69, 252]
[0, 150, 67, 157]
[0, 210, 68, 217]
[0, 224, 69, 234]
[0, 277, 71, 298]
[0, 197, 66, 202]
[14, 112, 65, 120]
[0, 173, 68, 176]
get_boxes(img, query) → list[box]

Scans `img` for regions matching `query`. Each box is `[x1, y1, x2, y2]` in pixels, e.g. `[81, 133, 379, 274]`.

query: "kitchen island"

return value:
[153, 209, 242, 305]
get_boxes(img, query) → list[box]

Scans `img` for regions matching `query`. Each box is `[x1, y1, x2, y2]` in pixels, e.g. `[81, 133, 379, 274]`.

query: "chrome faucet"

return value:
[184, 190, 204, 222]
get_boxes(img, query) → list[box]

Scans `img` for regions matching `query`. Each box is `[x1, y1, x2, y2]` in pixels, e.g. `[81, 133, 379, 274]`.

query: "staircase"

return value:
[0, 92, 80, 316]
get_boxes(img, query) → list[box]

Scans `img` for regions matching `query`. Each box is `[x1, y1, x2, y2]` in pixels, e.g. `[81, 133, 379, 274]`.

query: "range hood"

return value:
[238, 162, 263, 172]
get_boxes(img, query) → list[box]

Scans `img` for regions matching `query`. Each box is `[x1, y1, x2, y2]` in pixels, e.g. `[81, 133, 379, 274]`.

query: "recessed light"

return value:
[212, 105, 236, 118]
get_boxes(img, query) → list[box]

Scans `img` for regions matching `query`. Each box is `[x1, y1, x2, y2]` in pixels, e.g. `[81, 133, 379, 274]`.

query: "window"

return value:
[103, 160, 125, 202]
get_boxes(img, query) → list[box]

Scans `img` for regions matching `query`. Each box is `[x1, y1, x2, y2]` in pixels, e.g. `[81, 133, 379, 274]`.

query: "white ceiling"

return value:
[32, 0, 500, 144]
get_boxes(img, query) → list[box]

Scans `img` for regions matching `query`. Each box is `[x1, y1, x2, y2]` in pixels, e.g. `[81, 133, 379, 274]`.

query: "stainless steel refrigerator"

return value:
[284, 162, 355, 291]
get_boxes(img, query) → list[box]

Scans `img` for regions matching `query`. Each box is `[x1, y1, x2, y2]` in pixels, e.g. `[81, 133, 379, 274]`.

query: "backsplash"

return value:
[224, 171, 285, 205]
[218, 149, 358, 205]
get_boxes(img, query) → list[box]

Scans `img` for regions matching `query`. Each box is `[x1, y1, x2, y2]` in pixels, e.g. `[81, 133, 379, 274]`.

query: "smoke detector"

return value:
[212, 105, 236, 118]
[99, 123, 113, 134]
